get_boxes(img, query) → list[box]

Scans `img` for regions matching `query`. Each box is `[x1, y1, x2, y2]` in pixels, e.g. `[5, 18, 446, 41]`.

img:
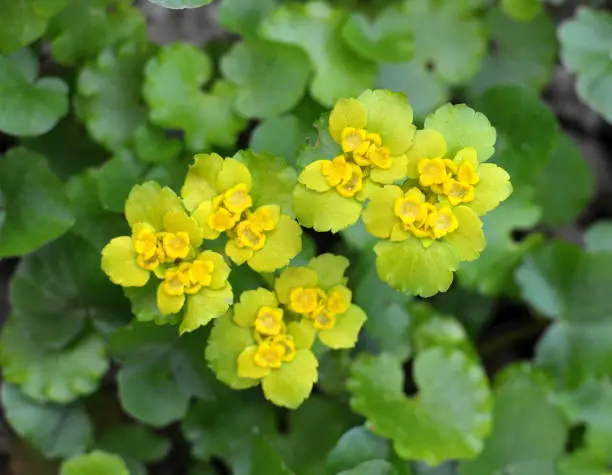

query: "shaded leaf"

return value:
[0, 0, 65, 53]
[0, 148, 74, 257]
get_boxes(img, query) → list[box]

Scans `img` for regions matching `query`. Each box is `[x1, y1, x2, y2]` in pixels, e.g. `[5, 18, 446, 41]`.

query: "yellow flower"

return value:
[294, 89, 416, 233]
[225, 205, 302, 273]
[156, 250, 233, 334]
[206, 288, 318, 409]
[406, 130, 512, 216]
[274, 254, 367, 350]
[101, 181, 202, 287]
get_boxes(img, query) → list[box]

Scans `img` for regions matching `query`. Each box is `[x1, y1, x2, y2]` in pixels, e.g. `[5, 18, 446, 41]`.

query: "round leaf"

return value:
[0, 148, 74, 257]
[60, 451, 129, 475]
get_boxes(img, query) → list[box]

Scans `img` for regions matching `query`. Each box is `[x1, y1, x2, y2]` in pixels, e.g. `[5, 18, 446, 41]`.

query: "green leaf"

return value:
[124, 279, 180, 326]
[515, 241, 612, 322]
[348, 349, 492, 465]
[0, 48, 69, 136]
[60, 451, 129, 475]
[409, 0, 486, 85]
[339, 460, 397, 475]
[21, 117, 108, 181]
[147, 0, 213, 8]
[458, 365, 567, 475]
[553, 379, 612, 451]
[46, 0, 146, 66]
[251, 435, 294, 475]
[275, 396, 358, 475]
[251, 115, 312, 166]
[2, 382, 93, 459]
[0, 147, 74, 257]
[326, 426, 389, 474]
[261, 2, 376, 107]
[501, 0, 542, 22]
[218, 0, 276, 38]
[477, 86, 558, 190]
[76, 40, 150, 152]
[9, 233, 128, 349]
[377, 61, 450, 121]
[111, 323, 219, 426]
[144, 42, 246, 150]
[341, 5, 414, 63]
[97, 425, 171, 463]
[133, 122, 182, 164]
[0, 0, 66, 53]
[424, 103, 496, 161]
[66, 171, 129, 250]
[585, 221, 612, 253]
[96, 151, 145, 213]
[233, 149, 297, 215]
[0, 317, 108, 404]
[182, 393, 277, 475]
[559, 8, 612, 123]
[349, 251, 412, 360]
[559, 448, 611, 475]
[458, 193, 542, 296]
[469, 8, 556, 95]
[533, 134, 593, 226]
[221, 40, 311, 119]
[297, 114, 342, 169]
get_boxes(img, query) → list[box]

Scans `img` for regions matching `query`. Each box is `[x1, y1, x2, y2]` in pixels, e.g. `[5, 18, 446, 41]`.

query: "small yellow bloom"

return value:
[248, 206, 276, 232]
[162, 232, 190, 260]
[207, 207, 238, 233]
[234, 220, 267, 250]
[418, 158, 449, 186]
[254, 339, 285, 368]
[341, 127, 368, 154]
[337, 163, 363, 198]
[368, 144, 392, 169]
[289, 287, 322, 315]
[223, 183, 253, 214]
[255, 306, 284, 336]
[133, 227, 158, 257]
[326, 288, 350, 315]
[311, 307, 336, 330]
[457, 161, 480, 185]
[321, 155, 352, 187]
[427, 206, 459, 239]
[394, 189, 428, 225]
[443, 179, 475, 206]
[163, 268, 188, 296]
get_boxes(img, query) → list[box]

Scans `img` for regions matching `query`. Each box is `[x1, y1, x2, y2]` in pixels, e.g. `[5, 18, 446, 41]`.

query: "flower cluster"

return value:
[101, 182, 233, 334]
[206, 254, 366, 408]
[182, 153, 302, 273]
[294, 90, 512, 297]
[101, 153, 303, 334]
[294, 90, 416, 232]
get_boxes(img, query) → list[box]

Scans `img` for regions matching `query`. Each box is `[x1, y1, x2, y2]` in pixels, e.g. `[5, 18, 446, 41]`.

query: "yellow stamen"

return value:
[223, 183, 252, 214]
[162, 232, 190, 260]
[322, 155, 352, 187]
[341, 127, 367, 153]
[326, 289, 350, 315]
[234, 220, 266, 250]
[394, 189, 427, 225]
[312, 307, 337, 330]
[255, 306, 284, 336]
[163, 268, 188, 296]
[457, 161, 480, 185]
[368, 144, 392, 169]
[272, 334, 296, 363]
[253, 339, 285, 368]
[418, 158, 449, 187]
[248, 207, 276, 232]
[443, 179, 475, 206]
[336, 163, 363, 198]
[208, 207, 238, 233]
[427, 206, 459, 239]
[289, 287, 321, 314]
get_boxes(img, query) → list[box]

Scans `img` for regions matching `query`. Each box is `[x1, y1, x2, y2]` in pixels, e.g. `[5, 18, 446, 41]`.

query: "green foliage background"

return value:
[0, 0, 612, 473]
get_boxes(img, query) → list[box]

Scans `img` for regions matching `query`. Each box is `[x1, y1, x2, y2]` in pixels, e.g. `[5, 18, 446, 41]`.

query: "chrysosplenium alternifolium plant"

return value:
[101, 89, 511, 408]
